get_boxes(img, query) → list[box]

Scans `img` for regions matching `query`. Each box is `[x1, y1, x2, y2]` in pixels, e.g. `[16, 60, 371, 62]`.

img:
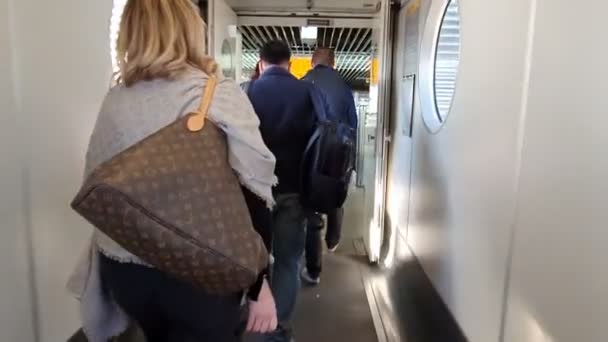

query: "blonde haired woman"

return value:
[67, 0, 277, 341]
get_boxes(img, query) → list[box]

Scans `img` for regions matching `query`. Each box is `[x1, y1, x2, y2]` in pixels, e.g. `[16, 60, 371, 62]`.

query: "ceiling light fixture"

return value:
[301, 26, 318, 46]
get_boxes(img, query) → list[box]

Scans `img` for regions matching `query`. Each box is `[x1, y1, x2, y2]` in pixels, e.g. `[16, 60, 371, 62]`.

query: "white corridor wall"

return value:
[8, 0, 113, 341]
[406, 0, 534, 340]
[401, 0, 608, 341]
[503, 1, 608, 341]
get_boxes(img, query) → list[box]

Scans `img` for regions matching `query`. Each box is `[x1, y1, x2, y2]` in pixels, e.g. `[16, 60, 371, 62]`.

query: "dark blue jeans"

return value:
[266, 194, 307, 342]
[99, 254, 243, 342]
[305, 207, 344, 278]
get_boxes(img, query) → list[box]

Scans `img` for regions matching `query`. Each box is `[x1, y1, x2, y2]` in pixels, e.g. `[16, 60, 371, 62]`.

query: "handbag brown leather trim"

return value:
[187, 76, 217, 132]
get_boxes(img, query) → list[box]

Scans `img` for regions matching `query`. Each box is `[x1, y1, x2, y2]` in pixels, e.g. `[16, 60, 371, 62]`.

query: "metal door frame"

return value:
[368, 0, 397, 263]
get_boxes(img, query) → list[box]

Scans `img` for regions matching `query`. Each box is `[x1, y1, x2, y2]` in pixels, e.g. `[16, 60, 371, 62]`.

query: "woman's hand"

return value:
[246, 279, 278, 334]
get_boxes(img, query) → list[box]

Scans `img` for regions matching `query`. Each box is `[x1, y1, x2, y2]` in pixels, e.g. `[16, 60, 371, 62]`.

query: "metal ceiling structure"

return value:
[226, 0, 379, 15]
[239, 26, 372, 88]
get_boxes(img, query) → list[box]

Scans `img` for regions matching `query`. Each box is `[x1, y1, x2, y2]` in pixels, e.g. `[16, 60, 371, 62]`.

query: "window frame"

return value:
[418, 0, 461, 133]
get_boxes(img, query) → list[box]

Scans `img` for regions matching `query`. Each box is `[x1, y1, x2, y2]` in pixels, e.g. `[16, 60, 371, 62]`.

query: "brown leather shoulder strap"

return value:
[187, 76, 218, 132]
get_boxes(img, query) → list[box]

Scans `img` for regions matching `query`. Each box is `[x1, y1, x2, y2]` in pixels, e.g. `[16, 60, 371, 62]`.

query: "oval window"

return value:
[419, 0, 461, 132]
[220, 39, 236, 79]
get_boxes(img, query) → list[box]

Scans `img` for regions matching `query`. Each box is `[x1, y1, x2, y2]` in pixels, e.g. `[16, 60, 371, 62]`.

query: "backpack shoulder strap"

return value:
[309, 84, 329, 122]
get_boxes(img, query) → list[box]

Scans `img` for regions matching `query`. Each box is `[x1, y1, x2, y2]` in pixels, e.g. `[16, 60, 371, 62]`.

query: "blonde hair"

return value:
[117, 0, 217, 86]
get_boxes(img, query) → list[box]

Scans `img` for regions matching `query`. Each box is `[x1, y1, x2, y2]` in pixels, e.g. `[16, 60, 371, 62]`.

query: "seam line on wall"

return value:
[7, 0, 41, 341]
[497, 0, 539, 340]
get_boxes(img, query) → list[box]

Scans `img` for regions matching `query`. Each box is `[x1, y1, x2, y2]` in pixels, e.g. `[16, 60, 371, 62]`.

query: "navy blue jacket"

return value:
[303, 65, 358, 129]
[246, 67, 317, 195]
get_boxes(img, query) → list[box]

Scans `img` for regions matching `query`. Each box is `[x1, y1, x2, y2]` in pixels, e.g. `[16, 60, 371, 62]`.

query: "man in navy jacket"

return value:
[303, 47, 358, 128]
[246, 40, 318, 342]
[301, 47, 358, 286]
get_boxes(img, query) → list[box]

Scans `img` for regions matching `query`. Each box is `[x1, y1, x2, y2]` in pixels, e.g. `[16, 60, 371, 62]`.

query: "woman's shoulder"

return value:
[102, 70, 247, 117]
[108, 69, 239, 93]
[163, 69, 243, 102]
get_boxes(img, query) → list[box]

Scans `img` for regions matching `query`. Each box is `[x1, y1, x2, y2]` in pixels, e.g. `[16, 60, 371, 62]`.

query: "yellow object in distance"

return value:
[406, 0, 421, 16]
[290, 57, 312, 79]
[370, 58, 379, 85]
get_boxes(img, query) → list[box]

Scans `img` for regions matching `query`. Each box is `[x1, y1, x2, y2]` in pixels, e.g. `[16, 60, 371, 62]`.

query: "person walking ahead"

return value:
[246, 40, 318, 342]
[301, 47, 358, 285]
[67, 1, 277, 341]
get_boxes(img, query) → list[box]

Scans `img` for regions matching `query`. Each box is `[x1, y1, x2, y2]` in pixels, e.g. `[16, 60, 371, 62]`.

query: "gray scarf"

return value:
[86, 70, 277, 206]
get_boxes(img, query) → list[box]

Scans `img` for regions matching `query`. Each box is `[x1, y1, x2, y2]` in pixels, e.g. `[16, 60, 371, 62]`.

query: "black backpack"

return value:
[300, 88, 356, 214]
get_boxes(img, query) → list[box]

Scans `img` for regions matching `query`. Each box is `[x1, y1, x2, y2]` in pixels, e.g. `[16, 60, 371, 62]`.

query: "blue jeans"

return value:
[267, 194, 307, 342]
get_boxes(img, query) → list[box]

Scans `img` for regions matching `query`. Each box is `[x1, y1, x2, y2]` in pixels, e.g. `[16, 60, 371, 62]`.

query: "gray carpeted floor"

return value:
[292, 240, 378, 342]
[290, 184, 377, 341]
[245, 185, 379, 342]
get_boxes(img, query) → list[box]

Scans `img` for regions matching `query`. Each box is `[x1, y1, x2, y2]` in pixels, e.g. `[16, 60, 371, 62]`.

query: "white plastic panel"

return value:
[226, 0, 376, 13]
[384, 2, 418, 267]
[210, 0, 240, 80]
[504, 1, 608, 341]
[9, 0, 113, 340]
[407, 0, 534, 340]
[364, 0, 393, 262]
[0, 0, 35, 340]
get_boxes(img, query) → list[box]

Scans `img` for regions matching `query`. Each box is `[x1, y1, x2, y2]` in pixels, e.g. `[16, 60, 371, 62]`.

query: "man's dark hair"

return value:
[312, 47, 335, 67]
[260, 40, 292, 65]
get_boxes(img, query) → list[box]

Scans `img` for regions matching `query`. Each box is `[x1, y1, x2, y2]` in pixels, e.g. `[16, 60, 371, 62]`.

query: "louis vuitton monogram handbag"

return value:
[71, 77, 268, 295]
